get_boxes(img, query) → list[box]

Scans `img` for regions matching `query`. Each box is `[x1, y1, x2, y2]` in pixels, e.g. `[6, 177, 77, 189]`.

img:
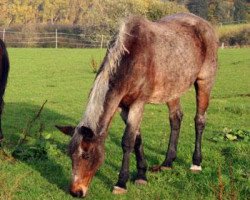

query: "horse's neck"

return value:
[82, 71, 121, 134]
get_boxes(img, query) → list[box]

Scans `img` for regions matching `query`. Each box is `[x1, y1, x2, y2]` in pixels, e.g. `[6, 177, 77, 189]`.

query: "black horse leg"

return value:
[134, 134, 147, 184]
[120, 107, 147, 184]
[161, 99, 183, 169]
[191, 114, 205, 171]
[190, 80, 210, 171]
[113, 102, 144, 194]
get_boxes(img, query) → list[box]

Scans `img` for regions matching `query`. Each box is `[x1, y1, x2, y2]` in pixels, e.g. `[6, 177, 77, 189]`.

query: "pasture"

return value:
[0, 48, 249, 200]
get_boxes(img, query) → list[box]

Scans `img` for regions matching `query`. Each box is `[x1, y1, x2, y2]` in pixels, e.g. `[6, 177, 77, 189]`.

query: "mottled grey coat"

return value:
[57, 13, 218, 197]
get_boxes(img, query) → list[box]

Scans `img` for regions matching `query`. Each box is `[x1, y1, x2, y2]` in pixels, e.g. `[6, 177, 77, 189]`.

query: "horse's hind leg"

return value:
[113, 102, 145, 194]
[161, 98, 183, 169]
[190, 79, 211, 172]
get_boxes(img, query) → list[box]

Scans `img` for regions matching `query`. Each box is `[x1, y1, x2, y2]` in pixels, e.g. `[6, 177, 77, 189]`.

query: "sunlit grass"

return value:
[0, 48, 249, 200]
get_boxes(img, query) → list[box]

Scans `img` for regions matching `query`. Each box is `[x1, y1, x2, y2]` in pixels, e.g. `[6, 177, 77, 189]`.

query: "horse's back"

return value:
[108, 14, 218, 105]
[158, 13, 218, 80]
[120, 14, 218, 104]
[149, 14, 217, 102]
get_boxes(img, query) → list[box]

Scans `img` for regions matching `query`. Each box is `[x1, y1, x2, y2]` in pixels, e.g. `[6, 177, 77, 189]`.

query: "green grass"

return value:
[0, 48, 249, 200]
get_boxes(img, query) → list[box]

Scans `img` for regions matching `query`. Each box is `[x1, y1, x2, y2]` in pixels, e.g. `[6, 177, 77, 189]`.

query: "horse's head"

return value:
[56, 125, 104, 198]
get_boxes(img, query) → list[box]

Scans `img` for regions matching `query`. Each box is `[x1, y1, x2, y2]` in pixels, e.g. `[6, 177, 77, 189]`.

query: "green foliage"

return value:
[209, 128, 250, 142]
[233, 0, 248, 21]
[89, 56, 100, 74]
[10, 101, 54, 161]
[147, 0, 188, 21]
[207, 0, 229, 24]
[186, 0, 249, 24]
[187, 0, 209, 19]
[12, 141, 48, 161]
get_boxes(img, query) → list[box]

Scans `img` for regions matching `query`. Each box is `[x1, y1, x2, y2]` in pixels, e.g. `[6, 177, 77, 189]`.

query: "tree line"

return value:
[1, 0, 248, 27]
[0, 1, 188, 28]
[0, 0, 248, 47]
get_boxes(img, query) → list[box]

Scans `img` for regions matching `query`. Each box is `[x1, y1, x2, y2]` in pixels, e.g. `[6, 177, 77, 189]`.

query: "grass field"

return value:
[0, 48, 249, 200]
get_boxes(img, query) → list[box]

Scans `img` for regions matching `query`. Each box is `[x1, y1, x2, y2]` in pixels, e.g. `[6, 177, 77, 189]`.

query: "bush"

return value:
[218, 24, 250, 46]
[2, 0, 189, 48]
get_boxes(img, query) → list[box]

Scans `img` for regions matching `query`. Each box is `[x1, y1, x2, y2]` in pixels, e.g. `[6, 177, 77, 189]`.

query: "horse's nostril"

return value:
[70, 189, 84, 198]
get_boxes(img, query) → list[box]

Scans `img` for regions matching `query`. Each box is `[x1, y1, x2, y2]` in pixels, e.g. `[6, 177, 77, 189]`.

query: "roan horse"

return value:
[0, 39, 10, 142]
[57, 13, 218, 197]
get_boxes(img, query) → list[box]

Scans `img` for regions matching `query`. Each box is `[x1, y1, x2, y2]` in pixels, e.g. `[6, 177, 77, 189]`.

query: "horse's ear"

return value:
[55, 125, 75, 137]
[79, 126, 95, 141]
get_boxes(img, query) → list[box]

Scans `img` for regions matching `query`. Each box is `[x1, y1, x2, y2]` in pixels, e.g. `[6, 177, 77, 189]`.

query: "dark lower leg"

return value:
[162, 110, 183, 168]
[115, 103, 144, 189]
[115, 128, 135, 189]
[192, 114, 205, 166]
[192, 80, 210, 168]
[134, 134, 147, 181]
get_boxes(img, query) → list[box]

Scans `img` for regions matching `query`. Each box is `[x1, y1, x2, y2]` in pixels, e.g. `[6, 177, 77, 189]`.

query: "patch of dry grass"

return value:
[216, 23, 250, 38]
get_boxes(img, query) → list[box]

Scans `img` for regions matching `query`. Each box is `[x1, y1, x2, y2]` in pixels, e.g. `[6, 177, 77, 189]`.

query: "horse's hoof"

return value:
[161, 166, 172, 171]
[149, 165, 161, 172]
[112, 186, 127, 195]
[135, 179, 147, 185]
[150, 165, 172, 172]
[190, 164, 202, 172]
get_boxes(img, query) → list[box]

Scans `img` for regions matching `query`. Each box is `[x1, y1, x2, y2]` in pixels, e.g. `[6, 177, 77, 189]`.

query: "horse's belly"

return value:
[147, 84, 192, 104]
[146, 42, 202, 103]
[147, 67, 199, 104]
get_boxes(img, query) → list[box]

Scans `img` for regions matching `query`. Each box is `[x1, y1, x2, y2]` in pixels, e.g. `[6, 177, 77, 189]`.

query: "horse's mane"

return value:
[97, 15, 146, 76]
[82, 16, 144, 133]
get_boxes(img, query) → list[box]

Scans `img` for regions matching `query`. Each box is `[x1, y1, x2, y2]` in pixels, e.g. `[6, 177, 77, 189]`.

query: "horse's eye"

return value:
[82, 152, 90, 160]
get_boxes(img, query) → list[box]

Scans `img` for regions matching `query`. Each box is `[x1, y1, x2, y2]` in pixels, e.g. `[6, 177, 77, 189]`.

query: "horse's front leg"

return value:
[113, 101, 145, 194]
[120, 107, 147, 184]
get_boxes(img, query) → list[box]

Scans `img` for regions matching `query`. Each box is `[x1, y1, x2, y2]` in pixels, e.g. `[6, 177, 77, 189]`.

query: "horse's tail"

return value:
[193, 16, 219, 64]
[191, 15, 219, 83]
[0, 39, 10, 101]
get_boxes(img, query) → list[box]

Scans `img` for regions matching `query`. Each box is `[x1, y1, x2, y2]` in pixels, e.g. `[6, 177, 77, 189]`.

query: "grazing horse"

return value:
[0, 39, 10, 142]
[57, 13, 218, 197]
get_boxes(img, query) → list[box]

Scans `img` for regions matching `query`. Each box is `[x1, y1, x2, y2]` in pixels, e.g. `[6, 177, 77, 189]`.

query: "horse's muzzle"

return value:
[70, 189, 85, 198]
[70, 184, 88, 198]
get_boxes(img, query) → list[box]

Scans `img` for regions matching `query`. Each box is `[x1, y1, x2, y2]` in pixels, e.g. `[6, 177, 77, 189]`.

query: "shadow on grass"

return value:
[1, 102, 74, 192]
[108, 130, 189, 170]
[2, 102, 126, 194]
